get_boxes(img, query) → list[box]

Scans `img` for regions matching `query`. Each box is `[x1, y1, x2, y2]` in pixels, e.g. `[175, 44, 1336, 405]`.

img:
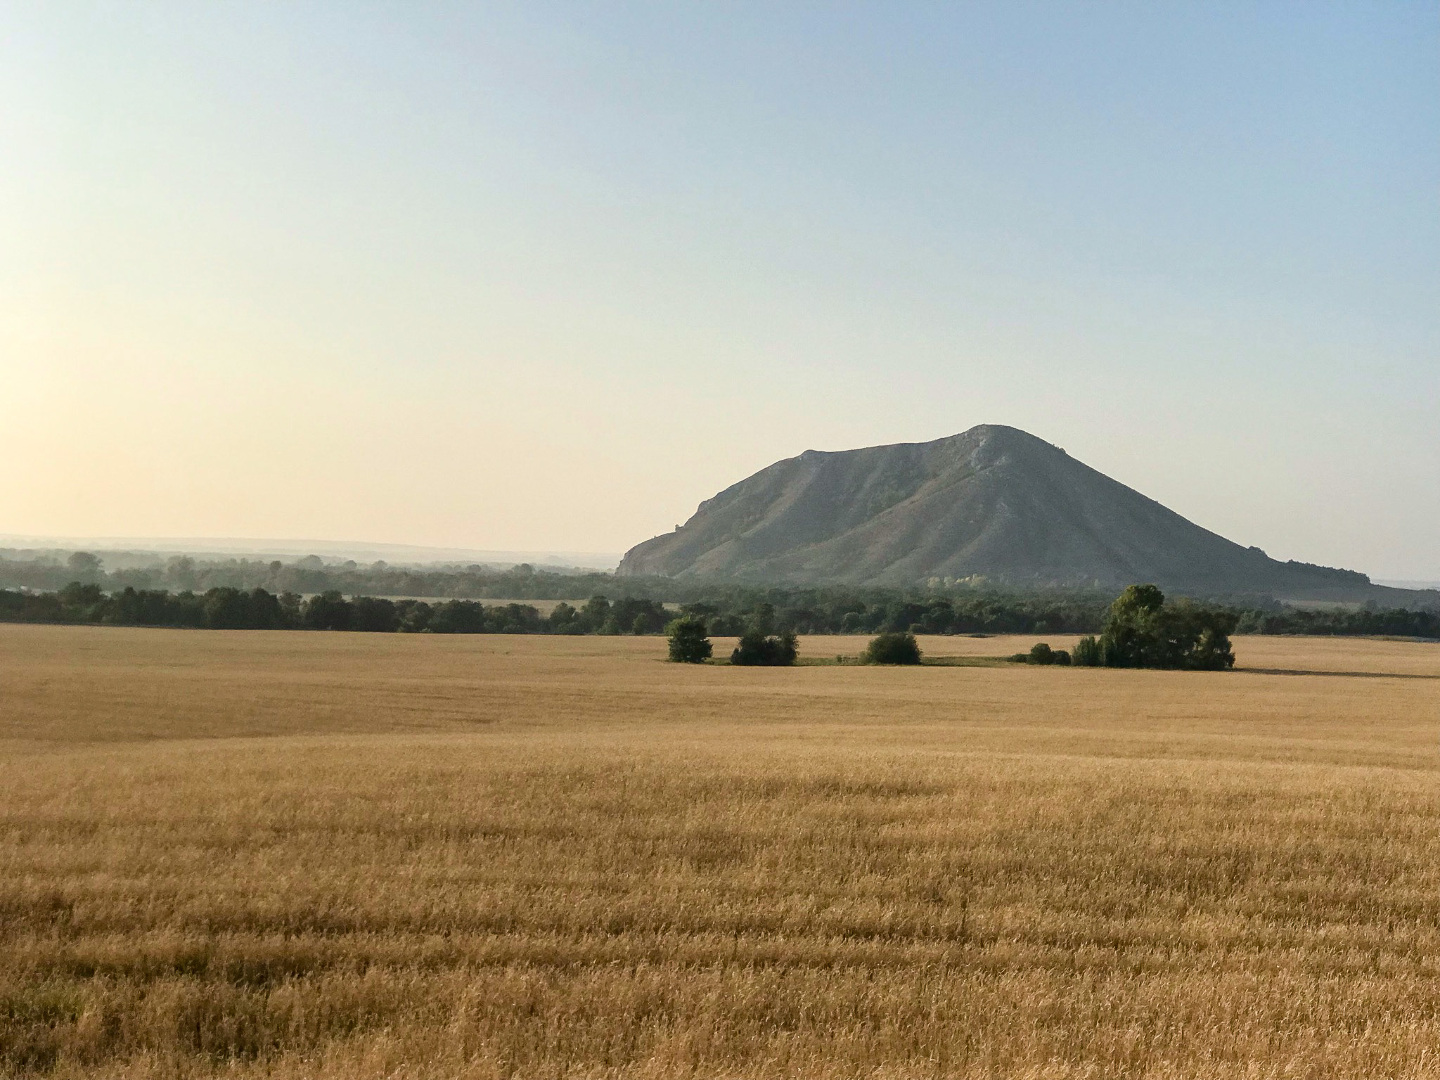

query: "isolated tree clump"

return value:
[1071, 584, 1237, 670]
[730, 630, 798, 666]
[666, 615, 712, 663]
[862, 631, 922, 665]
[1011, 641, 1071, 665]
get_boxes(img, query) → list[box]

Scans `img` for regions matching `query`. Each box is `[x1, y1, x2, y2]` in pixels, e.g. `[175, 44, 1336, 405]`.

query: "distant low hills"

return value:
[620, 425, 1436, 607]
[0, 535, 621, 572]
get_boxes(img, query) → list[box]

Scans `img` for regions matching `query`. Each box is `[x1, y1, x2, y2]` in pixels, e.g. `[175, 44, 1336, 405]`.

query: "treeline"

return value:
[0, 586, 672, 635]
[6, 550, 1437, 630]
[684, 594, 1111, 636]
[2, 582, 1438, 640]
[0, 552, 1138, 627]
[0, 582, 1121, 637]
[1234, 606, 1440, 639]
[0, 551, 1241, 624]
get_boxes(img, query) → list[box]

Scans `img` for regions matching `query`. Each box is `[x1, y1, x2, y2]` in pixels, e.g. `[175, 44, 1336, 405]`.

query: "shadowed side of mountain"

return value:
[620, 425, 1423, 605]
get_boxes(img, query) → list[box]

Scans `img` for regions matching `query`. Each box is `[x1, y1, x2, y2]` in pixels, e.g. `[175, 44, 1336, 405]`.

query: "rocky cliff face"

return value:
[619, 425, 1387, 601]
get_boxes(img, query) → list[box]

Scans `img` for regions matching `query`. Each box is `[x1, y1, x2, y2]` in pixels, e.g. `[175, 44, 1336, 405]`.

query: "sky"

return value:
[2, 2, 1437, 578]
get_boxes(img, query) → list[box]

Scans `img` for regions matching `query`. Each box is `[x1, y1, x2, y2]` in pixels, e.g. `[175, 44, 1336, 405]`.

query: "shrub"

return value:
[1098, 585, 1237, 670]
[863, 632, 922, 665]
[730, 630, 797, 666]
[666, 616, 713, 663]
[1012, 642, 1071, 666]
[1055, 588, 1238, 670]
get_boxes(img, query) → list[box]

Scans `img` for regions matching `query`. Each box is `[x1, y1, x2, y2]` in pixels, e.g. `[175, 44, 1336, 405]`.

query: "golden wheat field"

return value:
[2, 625, 1440, 1079]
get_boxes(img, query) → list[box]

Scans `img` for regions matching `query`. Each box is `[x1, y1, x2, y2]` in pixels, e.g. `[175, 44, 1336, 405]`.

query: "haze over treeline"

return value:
[5, 547, 1436, 612]
[4, 546, 1438, 640]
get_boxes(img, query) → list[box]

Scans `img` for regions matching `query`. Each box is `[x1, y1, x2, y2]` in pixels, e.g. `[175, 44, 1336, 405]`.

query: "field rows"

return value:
[2, 627, 1439, 1077]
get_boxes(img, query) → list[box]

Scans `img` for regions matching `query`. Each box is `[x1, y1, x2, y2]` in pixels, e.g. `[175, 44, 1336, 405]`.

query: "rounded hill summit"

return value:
[619, 425, 1380, 601]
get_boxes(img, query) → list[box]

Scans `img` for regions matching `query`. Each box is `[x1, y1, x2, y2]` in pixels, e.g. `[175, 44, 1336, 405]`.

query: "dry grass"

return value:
[2, 625, 1439, 1078]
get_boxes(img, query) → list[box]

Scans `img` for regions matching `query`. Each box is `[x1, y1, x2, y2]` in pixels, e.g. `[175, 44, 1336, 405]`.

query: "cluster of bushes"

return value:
[1011, 642, 1071, 665]
[666, 587, 1241, 673]
[730, 630, 799, 666]
[1068, 585, 1237, 670]
[666, 624, 926, 667]
[668, 602, 802, 666]
[665, 615, 800, 666]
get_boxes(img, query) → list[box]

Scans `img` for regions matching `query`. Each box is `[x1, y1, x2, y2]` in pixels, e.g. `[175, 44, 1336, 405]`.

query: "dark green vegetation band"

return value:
[2, 584, 1437, 639]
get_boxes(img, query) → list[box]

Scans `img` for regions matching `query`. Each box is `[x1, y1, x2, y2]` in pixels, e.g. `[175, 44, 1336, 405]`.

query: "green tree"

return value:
[57, 581, 105, 619]
[1096, 585, 1237, 670]
[862, 631, 922, 665]
[1100, 584, 1167, 667]
[1023, 642, 1070, 665]
[730, 629, 797, 666]
[65, 551, 103, 581]
[165, 556, 198, 591]
[278, 592, 304, 628]
[1072, 636, 1103, 666]
[666, 615, 712, 663]
[303, 591, 352, 631]
[1158, 600, 1237, 670]
[581, 595, 611, 633]
[396, 599, 432, 633]
[548, 602, 579, 633]
[748, 602, 776, 636]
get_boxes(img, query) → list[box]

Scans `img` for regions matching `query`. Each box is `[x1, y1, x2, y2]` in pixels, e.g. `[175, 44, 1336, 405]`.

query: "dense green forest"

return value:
[1231, 606, 1440, 638]
[1, 579, 1437, 639]
[0, 585, 671, 635]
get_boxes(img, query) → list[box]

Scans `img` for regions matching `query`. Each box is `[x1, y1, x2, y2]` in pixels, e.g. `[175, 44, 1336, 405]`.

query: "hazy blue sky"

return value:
[3, 2, 1436, 576]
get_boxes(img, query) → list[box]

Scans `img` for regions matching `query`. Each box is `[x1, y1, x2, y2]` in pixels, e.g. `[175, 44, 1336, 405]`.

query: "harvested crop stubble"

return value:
[2, 626, 1440, 1078]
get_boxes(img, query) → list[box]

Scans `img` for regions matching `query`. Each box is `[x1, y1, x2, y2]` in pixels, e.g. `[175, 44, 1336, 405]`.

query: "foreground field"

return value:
[2, 627, 1440, 1078]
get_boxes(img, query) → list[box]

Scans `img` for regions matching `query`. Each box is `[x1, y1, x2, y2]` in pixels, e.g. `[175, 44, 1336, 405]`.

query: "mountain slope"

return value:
[619, 425, 1404, 602]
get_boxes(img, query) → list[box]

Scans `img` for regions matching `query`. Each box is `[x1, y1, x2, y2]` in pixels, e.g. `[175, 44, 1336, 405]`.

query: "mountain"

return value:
[619, 425, 1432, 605]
